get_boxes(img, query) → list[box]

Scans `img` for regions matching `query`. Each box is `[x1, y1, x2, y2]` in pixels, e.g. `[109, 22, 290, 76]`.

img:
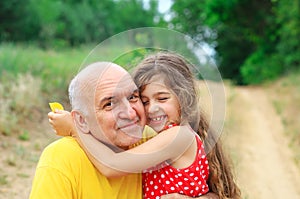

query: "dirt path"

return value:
[225, 86, 300, 199]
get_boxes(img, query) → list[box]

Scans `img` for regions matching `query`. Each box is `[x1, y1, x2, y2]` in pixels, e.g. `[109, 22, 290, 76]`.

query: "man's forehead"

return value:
[95, 73, 137, 98]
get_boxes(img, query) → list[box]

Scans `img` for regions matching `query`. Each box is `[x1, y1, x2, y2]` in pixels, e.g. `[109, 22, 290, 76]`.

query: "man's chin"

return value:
[119, 125, 144, 139]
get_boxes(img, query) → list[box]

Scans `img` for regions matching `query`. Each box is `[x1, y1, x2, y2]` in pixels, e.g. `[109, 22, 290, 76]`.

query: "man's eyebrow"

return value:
[133, 89, 139, 93]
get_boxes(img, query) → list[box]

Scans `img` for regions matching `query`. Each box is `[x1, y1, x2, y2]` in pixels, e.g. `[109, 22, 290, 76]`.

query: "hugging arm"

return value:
[48, 111, 194, 176]
[79, 125, 195, 177]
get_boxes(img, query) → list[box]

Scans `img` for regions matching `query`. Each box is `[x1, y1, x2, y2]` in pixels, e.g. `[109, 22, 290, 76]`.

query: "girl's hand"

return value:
[48, 110, 75, 136]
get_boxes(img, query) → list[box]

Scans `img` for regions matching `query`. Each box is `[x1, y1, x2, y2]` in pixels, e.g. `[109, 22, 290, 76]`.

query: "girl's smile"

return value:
[141, 79, 181, 133]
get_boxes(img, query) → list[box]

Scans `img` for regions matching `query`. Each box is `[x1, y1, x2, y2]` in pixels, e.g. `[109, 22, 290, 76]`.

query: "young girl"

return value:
[49, 52, 241, 198]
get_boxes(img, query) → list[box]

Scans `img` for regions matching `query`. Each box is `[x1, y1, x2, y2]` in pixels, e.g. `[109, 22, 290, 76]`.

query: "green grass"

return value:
[0, 43, 156, 136]
[270, 68, 300, 165]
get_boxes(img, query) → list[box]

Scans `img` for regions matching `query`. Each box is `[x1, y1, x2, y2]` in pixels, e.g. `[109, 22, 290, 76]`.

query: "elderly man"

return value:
[30, 62, 146, 198]
[30, 62, 218, 199]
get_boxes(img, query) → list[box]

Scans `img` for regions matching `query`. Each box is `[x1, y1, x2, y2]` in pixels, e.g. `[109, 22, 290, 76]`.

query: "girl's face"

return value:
[140, 79, 181, 133]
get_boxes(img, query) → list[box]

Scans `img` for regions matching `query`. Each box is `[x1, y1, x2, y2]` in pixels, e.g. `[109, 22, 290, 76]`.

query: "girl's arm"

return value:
[48, 111, 195, 177]
[48, 110, 76, 136]
[79, 125, 195, 177]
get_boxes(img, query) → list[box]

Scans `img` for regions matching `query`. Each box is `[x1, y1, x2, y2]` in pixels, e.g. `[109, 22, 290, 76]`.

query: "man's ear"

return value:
[71, 110, 90, 134]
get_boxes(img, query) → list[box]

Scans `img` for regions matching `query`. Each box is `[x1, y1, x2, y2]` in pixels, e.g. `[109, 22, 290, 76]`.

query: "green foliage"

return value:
[0, 0, 161, 48]
[241, 51, 284, 84]
[171, 0, 300, 84]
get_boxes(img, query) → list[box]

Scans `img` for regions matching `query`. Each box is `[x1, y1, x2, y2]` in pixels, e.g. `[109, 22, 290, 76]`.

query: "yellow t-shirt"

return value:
[29, 137, 142, 199]
[130, 125, 157, 148]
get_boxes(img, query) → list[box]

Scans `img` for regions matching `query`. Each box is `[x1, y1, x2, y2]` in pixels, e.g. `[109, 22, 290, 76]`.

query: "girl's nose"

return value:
[148, 102, 160, 113]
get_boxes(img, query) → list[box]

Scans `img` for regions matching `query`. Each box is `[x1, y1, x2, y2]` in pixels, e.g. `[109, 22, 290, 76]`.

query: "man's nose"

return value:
[119, 100, 136, 120]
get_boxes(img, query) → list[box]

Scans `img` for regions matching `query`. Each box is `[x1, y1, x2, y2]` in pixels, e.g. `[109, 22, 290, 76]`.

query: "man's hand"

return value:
[161, 192, 219, 199]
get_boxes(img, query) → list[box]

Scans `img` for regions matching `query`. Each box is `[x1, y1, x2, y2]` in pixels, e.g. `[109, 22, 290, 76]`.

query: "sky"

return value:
[143, 0, 172, 13]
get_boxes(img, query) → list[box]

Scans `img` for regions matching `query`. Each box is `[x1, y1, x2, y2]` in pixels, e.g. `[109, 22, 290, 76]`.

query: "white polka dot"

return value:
[184, 178, 189, 181]
[150, 181, 154, 185]
[153, 174, 157, 179]
[178, 173, 182, 177]
[146, 187, 149, 191]
[194, 177, 198, 180]
[190, 190, 194, 194]
[161, 174, 165, 178]
[200, 165, 203, 169]
[175, 175, 178, 178]
[196, 166, 199, 171]
[156, 196, 160, 199]
[195, 186, 199, 190]
[184, 187, 189, 190]
[160, 190, 164, 194]
[198, 181, 202, 185]
[170, 178, 174, 181]
[154, 185, 158, 190]
[201, 155, 205, 159]
[179, 190, 184, 194]
[151, 191, 154, 196]
[190, 173, 194, 176]
[178, 181, 183, 185]
[184, 169, 189, 172]
[171, 187, 175, 191]
[166, 170, 169, 174]
[190, 182, 195, 186]
[166, 180, 170, 184]
[205, 160, 208, 164]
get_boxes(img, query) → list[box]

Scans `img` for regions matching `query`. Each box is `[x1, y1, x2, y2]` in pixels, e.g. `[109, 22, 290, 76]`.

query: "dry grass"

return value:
[267, 70, 300, 165]
[0, 73, 44, 136]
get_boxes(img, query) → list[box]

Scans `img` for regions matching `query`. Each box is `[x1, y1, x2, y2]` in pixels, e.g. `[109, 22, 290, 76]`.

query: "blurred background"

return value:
[0, 0, 299, 198]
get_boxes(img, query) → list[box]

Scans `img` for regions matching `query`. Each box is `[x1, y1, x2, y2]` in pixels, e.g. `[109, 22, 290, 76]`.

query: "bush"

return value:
[241, 50, 284, 84]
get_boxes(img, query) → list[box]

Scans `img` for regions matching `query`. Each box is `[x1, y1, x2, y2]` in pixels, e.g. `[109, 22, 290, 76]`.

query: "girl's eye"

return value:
[158, 97, 169, 101]
[142, 100, 149, 105]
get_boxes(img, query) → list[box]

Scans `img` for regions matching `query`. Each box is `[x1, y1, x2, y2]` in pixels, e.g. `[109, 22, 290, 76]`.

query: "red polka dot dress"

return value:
[142, 133, 209, 199]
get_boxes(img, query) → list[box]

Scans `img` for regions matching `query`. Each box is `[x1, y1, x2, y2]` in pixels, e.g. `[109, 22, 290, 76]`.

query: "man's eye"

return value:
[129, 94, 139, 102]
[103, 102, 112, 108]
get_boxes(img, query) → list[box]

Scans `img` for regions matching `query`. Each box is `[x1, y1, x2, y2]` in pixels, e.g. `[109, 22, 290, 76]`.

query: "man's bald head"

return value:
[69, 62, 127, 116]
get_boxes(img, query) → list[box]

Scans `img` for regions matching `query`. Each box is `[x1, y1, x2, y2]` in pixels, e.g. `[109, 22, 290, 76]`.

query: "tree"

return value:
[171, 0, 300, 84]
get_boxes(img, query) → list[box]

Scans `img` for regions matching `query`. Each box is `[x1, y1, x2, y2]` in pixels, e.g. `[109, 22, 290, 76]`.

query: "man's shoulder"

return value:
[39, 137, 87, 167]
[45, 137, 81, 153]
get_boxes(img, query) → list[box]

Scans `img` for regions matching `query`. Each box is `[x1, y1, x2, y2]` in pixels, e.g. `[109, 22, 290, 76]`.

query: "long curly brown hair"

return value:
[133, 51, 241, 198]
